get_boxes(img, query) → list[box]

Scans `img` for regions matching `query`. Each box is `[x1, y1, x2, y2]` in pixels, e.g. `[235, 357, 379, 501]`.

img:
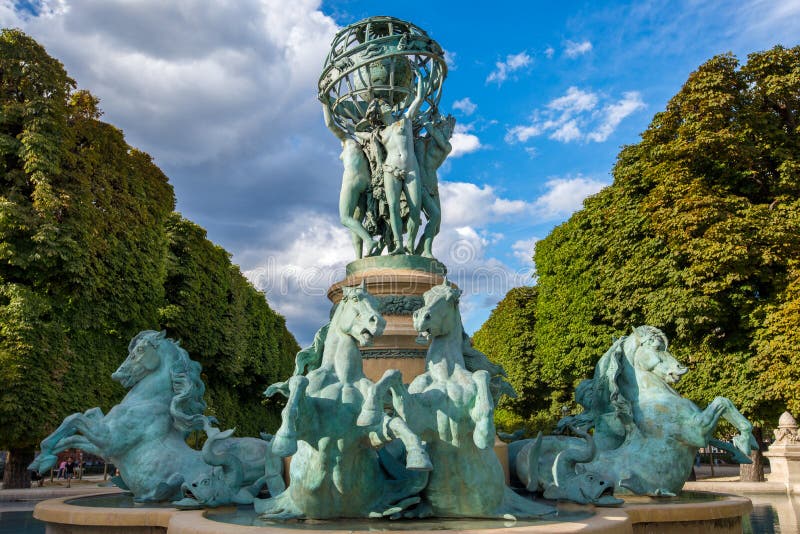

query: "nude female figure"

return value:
[358, 76, 426, 255]
[414, 113, 454, 258]
[322, 103, 378, 258]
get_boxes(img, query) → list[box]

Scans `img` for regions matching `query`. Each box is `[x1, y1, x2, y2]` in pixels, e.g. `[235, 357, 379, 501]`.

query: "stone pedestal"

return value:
[765, 411, 800, 484]
[327, 255, 447, 383]
[764, 444, 800, 484]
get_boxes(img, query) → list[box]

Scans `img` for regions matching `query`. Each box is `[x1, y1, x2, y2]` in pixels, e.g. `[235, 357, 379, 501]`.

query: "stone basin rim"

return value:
[32, 491, 753, 534]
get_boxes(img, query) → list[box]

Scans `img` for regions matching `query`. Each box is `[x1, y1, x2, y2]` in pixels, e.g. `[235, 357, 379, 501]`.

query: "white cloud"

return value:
[586, 91, 646, 142]
[443, 48, 457, 70]
[505, 124, 542, 143]
[449, 123, 483, 158]
[244, 212, 351, 345]
[564, 39, 593, 58]
[486, 51, 532, 85]
[550, 120, 582, 142]
[432, 225, 530, 334]
[532, 176, 609, 219]
[544, 46, 555, 59]
[439, 181, 530, 227]
[512, 238, 538, 265]
[737, 0, 800, 36]
[4, 0, 338, 168]
[452, 97, 477, 116]
[548, 86, 598, 113]
[506, 86, 644, 145]
[450, 132, 482, 157]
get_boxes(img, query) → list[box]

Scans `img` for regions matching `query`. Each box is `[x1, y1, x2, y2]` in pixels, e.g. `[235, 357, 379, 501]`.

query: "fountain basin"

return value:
[33, 491, 752, 534]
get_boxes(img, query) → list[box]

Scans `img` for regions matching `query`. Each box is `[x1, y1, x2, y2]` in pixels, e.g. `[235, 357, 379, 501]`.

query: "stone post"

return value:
[764, 411, 800, 484]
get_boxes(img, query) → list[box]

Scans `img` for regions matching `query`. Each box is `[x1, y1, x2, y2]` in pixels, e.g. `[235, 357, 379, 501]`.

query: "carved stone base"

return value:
[327, 256, 447, 383]
[764, 444, 800, 484]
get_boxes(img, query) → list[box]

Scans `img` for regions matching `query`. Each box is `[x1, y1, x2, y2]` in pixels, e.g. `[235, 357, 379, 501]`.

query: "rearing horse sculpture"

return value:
[255, 283, 431, 519]
[359, 280, 555, 518]
[28, 331, 277, 504]
[516, 326, 758, 496]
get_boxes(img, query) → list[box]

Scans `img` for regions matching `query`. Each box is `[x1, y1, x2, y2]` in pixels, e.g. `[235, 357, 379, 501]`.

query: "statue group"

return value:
[319, 17, 453, 259]
[28, 15, 759, 525]
[27, 309, 758, 516]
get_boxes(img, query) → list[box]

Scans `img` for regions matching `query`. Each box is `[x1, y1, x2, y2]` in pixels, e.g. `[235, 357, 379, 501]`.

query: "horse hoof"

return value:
[356, 409, 382, 428]
[271, 434, 298, 457]
[406, 450, 433, 471]
[474, 420, 493, 449]
[29, 453, 57, 474]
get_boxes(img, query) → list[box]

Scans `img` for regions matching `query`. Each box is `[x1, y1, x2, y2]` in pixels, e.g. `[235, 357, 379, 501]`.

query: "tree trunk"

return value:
[2, 448, 35, 490]
[740, 426, 765, 482]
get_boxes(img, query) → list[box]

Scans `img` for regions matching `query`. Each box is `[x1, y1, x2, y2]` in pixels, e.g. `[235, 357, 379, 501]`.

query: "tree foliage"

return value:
[0, 29, 174, 450]
[479, 46, 800, 431]
[159, 214, 296, 436]
[473, 287, 551, 430]
[0, 30, 297, 486]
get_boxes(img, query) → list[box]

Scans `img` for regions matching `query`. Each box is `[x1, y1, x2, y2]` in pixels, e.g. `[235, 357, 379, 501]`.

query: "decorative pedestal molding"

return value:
[765, 411, 800, 484]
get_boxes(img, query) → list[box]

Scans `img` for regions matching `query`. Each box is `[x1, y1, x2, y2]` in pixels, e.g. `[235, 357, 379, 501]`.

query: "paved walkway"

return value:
[684, 465, 800, 495]
[0, 475, 122, 501]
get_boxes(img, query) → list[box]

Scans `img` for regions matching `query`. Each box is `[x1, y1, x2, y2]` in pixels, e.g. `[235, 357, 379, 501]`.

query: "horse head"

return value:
[112, 330, 168, 389]
[336, 281, 385, 346]
[113, 329, 208, 435]
[413, 279, 462, 342]
[623, 326, 687, 385]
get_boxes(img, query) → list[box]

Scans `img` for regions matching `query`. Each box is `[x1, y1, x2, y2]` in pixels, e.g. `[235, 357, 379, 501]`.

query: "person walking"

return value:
[57, 459, 66, 479]
[65, 457, 76, 488]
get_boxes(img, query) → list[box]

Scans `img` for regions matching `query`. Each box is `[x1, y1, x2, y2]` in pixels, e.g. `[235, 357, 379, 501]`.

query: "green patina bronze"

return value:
[359, 348, 428, 359]
[509, 326, 758, 500]
[320, 17, 452, 259]
[359, 281, 554, 518]
[28, 331, 282, 507]
[255, 283, 432, 519]
[375, 295, 425, 316]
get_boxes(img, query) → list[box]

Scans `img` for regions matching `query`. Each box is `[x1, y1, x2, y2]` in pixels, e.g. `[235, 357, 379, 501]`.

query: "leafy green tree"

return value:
[0, 29, 174, 488]
[473, 287, 551, 431]
[0, 31, 298, 488]
[481, 46, 799, 447]
[159, 214, 297, 436]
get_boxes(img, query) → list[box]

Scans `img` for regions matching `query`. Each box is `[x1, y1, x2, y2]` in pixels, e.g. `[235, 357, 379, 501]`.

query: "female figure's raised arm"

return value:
[322, 103, 349, 143]
[405, 74, 427, 120]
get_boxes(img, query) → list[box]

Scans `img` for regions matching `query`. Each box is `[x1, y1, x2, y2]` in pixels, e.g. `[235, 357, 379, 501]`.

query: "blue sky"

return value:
[2, 0, 798, 345]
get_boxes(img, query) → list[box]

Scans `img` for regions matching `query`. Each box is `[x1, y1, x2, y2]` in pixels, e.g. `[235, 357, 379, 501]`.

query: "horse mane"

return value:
[427, 281, 461, 303]
[592, 337, 626, 411]
[134, 330, 208, 435]
[557, 327, 670, 437]
[632, 325, 668, 348]
[293, 323, 329, 375]
[555, 379, 595, 433]
[556, 336, 633, 437]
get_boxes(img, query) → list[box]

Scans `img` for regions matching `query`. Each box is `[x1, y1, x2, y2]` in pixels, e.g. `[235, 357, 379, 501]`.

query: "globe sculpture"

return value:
[319, 16, 446, 134]
[319, 16, 452, 258]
